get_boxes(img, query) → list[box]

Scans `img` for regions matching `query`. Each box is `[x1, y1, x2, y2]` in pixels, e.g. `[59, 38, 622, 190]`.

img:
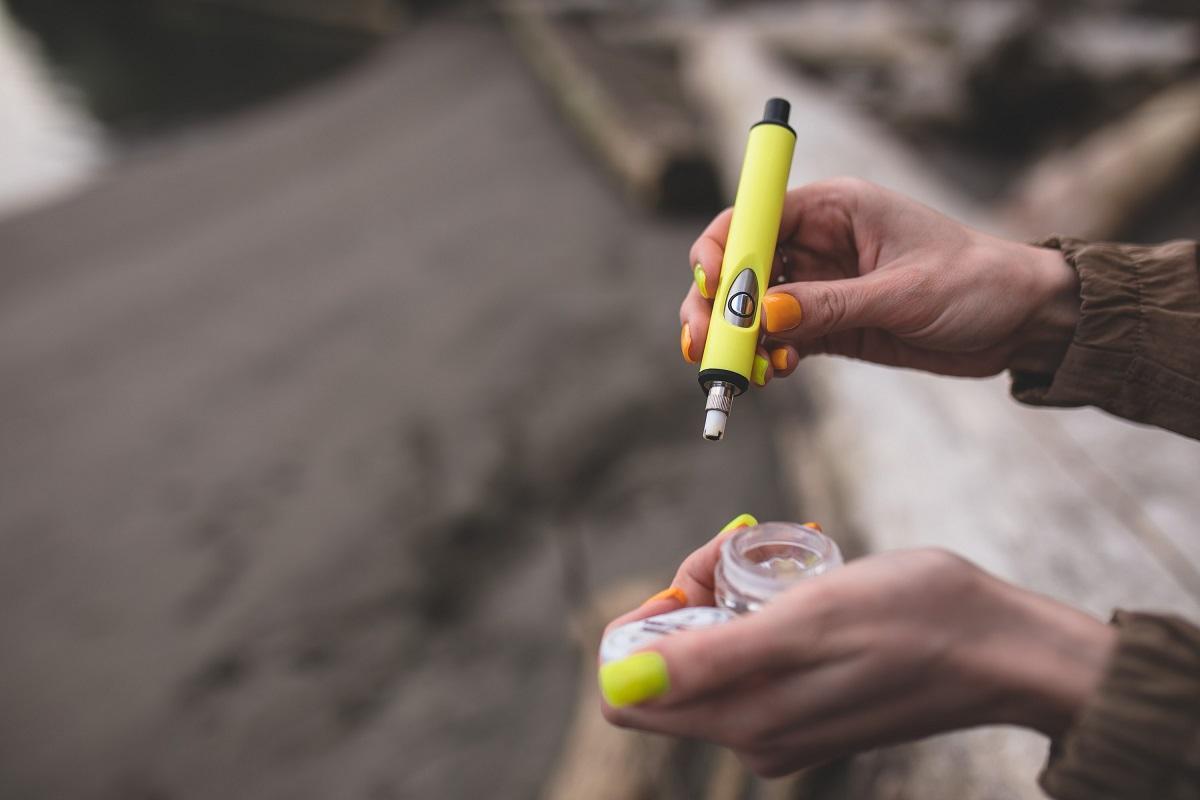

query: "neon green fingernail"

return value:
[720, 513, 758, 533]
[693, 263, 710, 299]
[599, 652, 670, 708]
[752, 354, 769, 386]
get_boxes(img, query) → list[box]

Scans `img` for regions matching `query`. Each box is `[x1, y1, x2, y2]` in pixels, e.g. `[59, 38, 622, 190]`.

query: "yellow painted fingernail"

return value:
[770, 348, 789, 371]
[643, 586, 688, 607]
[763, 293, 802, 333]
[803, 521, 823, 532]
[599, 651, 670, 708]
[752, 354, 769, 386]
[693, 263, 710, 299]
[720, 513, 758, 533]
[680, 322, 696, 364]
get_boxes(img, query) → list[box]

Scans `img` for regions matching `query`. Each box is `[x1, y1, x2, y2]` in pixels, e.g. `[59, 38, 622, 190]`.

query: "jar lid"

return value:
[600, 606, 736, 663]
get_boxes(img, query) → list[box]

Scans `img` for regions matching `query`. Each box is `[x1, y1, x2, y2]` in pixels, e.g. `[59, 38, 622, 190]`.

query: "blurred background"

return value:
[1, 2, 1198, 799]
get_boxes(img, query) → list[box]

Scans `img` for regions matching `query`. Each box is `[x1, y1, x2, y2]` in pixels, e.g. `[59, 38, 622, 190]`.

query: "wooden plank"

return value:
[0, 23, 794, 799]
[779, 364, 1200, 797]
[542, 581, 681, 800]
[504, 5, 720, 211]
[1004, 78, 1200, 239]
[679, 25, 990, 231]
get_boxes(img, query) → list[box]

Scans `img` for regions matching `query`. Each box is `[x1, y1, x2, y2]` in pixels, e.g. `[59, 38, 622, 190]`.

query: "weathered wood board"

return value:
[0, 23, 791, 800]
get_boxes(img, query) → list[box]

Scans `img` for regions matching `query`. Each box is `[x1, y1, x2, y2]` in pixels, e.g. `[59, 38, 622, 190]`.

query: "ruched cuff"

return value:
[1011, 237, 1200, 440]
[1040, 611, 1200, 800]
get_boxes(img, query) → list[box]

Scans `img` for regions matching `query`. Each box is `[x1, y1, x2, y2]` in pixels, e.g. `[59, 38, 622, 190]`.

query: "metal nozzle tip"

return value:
[703, 409, 727, 440]
[703, 380, 735, 442]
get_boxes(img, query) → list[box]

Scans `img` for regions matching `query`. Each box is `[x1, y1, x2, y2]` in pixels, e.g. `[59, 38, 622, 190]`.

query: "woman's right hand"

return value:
[680, 178, 1081, 383]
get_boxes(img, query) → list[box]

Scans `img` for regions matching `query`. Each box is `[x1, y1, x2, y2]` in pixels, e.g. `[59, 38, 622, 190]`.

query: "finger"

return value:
[768, 345, 798, 377]
[604, 513, 758, 647]
[679, 283, 712, 364]
[609, 666, 793, 746]
[669, 513, 758, 607]
[770, 243, 788, 286]
[776, 178, 873, 276]
[629, 609, 790, 708]
[750, 347, 773, 388]
[689, 207, 733, 300]
[603, 587, 690, 636]
[762, 271, 900, 342]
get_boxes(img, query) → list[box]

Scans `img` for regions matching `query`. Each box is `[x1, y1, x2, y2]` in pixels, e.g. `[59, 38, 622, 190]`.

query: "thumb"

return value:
[763, 273, 897, 340]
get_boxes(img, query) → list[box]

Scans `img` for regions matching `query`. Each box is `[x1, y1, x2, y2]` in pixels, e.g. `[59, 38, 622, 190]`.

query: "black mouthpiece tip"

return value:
[763, 98, 790, 125]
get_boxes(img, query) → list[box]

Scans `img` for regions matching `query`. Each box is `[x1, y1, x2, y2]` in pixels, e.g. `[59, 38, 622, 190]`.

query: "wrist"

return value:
[1008, 243, 1080, 375]
[960, 577, 1115, 737]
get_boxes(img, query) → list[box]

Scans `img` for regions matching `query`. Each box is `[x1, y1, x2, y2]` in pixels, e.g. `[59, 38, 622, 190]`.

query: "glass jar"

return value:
[714, 522, 843, 614]
[599, 522, 842, 663]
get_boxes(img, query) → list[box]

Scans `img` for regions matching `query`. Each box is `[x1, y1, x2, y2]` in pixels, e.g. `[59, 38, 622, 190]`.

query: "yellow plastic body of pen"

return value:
[699, 98, 796, 440]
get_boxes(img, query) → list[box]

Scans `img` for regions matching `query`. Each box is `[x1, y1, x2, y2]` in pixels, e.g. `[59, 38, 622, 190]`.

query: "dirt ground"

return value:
[0, 22, 794, 800]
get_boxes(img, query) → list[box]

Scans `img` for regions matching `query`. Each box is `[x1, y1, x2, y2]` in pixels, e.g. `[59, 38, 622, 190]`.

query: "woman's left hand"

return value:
[600, 535, 1115, 778]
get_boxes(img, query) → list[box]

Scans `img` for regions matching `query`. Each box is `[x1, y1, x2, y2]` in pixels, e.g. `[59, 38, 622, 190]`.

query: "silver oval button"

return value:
[723, 268, 759, 328]
[728, 292, 755, 318]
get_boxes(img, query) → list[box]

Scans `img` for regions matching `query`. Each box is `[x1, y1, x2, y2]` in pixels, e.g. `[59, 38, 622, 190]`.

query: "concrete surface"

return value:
[0, 22, 789, 800]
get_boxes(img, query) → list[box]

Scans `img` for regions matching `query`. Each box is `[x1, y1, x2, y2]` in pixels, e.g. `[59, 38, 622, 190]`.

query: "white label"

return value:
[599, 606, 736, 663]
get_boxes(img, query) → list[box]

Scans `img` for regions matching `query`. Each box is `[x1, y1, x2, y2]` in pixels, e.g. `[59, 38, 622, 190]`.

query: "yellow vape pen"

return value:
[700, 98, 796, 440]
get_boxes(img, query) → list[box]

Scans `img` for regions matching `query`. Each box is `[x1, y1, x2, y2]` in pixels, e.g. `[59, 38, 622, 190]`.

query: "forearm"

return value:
[954, 571, 1115, 737]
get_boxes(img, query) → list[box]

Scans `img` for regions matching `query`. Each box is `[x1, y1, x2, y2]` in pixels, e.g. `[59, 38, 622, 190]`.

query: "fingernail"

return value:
[599, 651, 670, 708]
[642, 586, 687, 607]
[770, 348, 789, 371]
[680, 323, 696, 364]
[720, 513, 758, 533]
[693, 263, 710, 299]
[751, 354, 769, 386]
[763, 293, 802, 333]
[803, 521, 823, 532]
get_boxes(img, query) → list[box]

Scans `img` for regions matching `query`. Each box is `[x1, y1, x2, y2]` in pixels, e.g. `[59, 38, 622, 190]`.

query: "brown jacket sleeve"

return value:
[1011, 237, 1200, 440]
[1040, 612, 1200, 800]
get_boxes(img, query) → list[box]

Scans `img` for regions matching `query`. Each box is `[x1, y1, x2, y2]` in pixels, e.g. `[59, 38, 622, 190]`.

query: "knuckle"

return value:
[780, 583, 842, 657]
[813, 286, 848, 332]
[913, 548, 979, 591]
[892, 268, 941, 314]
[827, 175, 869, 194]
[817, 176, 872, 206]
[911, 546, 967, 575]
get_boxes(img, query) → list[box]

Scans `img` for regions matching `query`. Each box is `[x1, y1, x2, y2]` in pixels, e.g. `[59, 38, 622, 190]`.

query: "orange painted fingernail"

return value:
[770, 348, 789, 371]
[803, 521, 823, 532]
[763, 293, 802, 332]
[680, 323, 696, 363]
[643, 586, 687, 607]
